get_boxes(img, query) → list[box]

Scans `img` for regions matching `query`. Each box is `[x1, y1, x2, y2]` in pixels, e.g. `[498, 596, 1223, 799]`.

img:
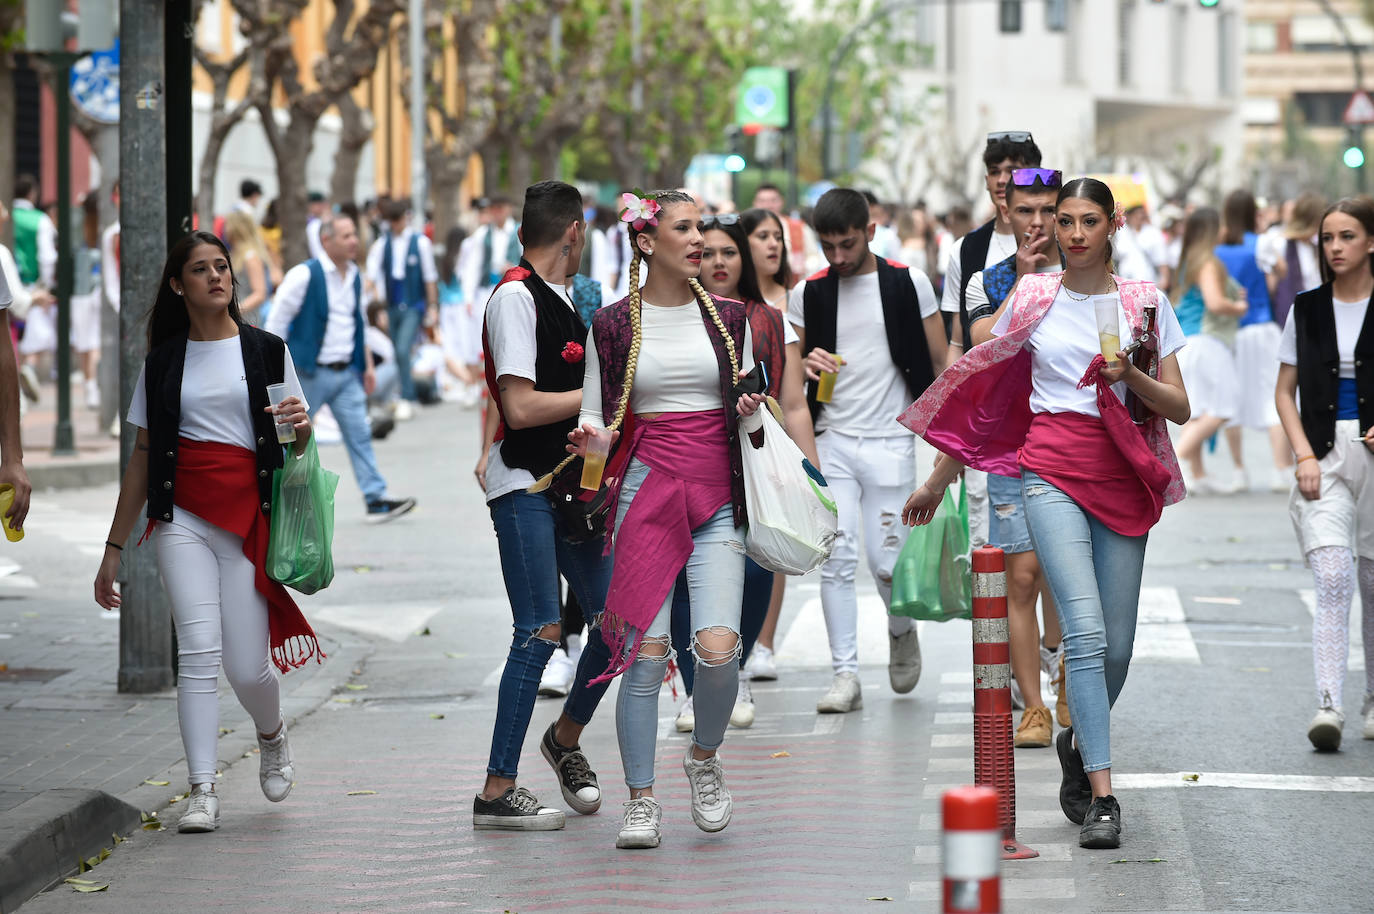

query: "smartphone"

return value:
[733, 362, 769, 400]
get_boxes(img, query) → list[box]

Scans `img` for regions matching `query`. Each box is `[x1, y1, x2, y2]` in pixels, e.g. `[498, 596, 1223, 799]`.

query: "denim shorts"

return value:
[986, 471, 1033, 554]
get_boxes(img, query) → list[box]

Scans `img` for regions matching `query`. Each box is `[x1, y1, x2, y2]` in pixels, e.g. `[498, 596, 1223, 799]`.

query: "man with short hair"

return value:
[11, 174, 56, 290]
[366, 199, 439, 415]
[266, 214, 415, 523]
[237, 180, 264, 217]
[787, 188, 949, 714]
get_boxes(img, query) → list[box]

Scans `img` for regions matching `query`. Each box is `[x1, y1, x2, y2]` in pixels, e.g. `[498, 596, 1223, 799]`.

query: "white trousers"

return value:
[157, 509, 280, 785]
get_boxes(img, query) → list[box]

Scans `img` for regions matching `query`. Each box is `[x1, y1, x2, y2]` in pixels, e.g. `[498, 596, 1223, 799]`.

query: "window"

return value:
[1000, 0, 1023, 34]
[1118, 1, 1135, 87]
[1245, 21, 1278, 54]
[1046, 0, 1068, 32]
[1295, 91, 1354, 127]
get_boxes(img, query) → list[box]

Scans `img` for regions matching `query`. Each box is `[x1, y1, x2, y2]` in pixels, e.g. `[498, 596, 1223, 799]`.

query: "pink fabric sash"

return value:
[593, 411, 734, 683]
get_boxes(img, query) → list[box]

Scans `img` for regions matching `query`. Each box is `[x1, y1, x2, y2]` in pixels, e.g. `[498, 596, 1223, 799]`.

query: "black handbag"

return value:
[544, 459, 615, 544]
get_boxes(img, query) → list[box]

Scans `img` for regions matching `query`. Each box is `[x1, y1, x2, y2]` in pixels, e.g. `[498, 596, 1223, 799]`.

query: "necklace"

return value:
[1060, 277, 1116, 301]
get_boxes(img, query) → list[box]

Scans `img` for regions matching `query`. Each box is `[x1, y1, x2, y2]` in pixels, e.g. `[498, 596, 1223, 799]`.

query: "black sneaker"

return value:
[365, 497, 416, 524]
[1079, 794, 1122, 849]
[472, 786, 565, 830]
[540, 722, 601, 815]
[1056, 726, 1092, 825]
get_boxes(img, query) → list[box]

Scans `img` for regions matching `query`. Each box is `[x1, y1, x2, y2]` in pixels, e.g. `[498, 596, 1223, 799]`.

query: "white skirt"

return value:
[18, 304, 55, 355]
[1230, 322, 1281, 429]
[70, 290, 102, 353]
[1176, 333, 1238, 421]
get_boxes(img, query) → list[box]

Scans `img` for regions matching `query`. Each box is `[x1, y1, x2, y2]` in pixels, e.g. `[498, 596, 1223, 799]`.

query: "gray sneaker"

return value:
[177, 784, 220, 833]
[1307, 692, 1344, 751]
[616, 796, 662, 849]
[683, 748, 733, 833]
[817, 671, 863, 713]
[257, 724, 295, 802]
[889, 628, 922, 694]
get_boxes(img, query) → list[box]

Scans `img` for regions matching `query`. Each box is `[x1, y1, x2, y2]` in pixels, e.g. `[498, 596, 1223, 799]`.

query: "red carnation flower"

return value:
[561, 341, 585, 364]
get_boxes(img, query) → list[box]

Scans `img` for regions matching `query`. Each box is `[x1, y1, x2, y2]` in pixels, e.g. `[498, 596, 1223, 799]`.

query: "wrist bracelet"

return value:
[1296, 455, 1317, 465]
[105, 540, 123, 551]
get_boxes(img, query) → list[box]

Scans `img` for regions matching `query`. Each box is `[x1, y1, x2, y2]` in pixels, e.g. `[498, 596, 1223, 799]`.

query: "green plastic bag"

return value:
[889, 480, 971, 622]
[267, 437, 339, 595]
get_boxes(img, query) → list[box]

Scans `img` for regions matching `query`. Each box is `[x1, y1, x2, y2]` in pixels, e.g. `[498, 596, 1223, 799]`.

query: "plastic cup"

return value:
[0, 484, 23, 542]
[1094, 299, 1121, 366]
[816, 353, 844, 403]
[267, 383, 297, 444]
[580, 430, 611, 490]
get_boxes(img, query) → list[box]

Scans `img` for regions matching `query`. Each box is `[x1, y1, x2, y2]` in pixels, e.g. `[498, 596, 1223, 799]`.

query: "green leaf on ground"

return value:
[346, 789, 377, 796]
[332, 696, 356, 703]
[354, 565, 371, 573]
[64, 878, 100, 886]
[418, 626, 432, 636]
[344, 683, 369, 691]
[219, 727, 233, 735]
[112, 833, 124, 845]
[429, 713, 445, 719]
[71, 883, 109, 893]
[1109, 858, 1166, 864]
[142, 779, 170, 786]
[444, 651, 464, 659]
[1183, 773, 1200, 782]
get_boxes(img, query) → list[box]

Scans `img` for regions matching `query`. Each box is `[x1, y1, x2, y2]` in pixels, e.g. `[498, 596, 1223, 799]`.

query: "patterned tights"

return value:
[1308, 546, 1374, 710]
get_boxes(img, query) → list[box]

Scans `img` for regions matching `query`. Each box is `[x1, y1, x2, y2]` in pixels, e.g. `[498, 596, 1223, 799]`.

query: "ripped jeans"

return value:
[817, 431, 917, 674]
[615, 460, 745, 789]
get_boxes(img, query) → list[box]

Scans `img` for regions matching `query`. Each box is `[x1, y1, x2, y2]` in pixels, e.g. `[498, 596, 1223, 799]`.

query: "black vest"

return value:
[1292, 284, 1374, 459]
[143, 326, 287, 522]
[956, 220, 996, 345]
[497, 262, 588, 476]
[801, 257, 936, 425]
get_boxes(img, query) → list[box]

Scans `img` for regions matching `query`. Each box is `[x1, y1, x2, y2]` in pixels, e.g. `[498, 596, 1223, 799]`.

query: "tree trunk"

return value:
[196, 118, 238, 230]
[428, 153, 467, 245]
[331, 91, 372, 205]
[537, 143, 561, 183]
[478, 138, 504, 197]
[276, 116, 319, 269]
[507, 141, 533, 205]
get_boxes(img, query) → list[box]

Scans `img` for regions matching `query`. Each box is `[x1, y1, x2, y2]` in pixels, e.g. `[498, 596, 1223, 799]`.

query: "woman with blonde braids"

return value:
[570, 190, 766, 850]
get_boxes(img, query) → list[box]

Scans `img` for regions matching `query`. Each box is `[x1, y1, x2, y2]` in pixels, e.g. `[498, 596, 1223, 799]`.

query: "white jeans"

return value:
[157, 509, 281, 785]
[817, 432, 917, 674]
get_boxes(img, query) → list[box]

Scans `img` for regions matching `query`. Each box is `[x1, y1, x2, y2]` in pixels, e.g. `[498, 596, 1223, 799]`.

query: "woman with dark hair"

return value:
[1218, 188, 1292, 491]
[94, 231, 319, 834]
[571, 190, 765, 849]
[900, 178, 1191, 850]
[436, 224, 479, 397]
[1276, 197, 1374, 750]
[741, 208, 793, 308]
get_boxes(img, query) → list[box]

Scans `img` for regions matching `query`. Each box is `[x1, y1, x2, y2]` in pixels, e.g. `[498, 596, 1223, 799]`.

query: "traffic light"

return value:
[724, 155, 747, 174]
[1198, 0, 1220, 8]
[1345, 144, 1366, 169]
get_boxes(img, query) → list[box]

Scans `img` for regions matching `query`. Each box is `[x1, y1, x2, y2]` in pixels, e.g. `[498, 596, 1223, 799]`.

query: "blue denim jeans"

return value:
[670, 556, 773, 694]
[1020, 469, 1147, 773]
[486, 490, 614, 778]
[388, 304, 424, 402]
[615, 460, 745, 789]
[299, 366, 387, 504]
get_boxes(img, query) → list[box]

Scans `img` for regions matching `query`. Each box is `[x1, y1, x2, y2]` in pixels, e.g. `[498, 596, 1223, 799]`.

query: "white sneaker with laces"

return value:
[888, 628, 922, 693]
[538, 648, 575, 697]
[745, 643, 778, 681]
[683, 748, 733, 832]
[177, 784, 220, 833]
[1307, 692, 1344, 751]
[1362, 693, 1374, 740]
[729, 672, 755, 728]
[257, 724, 295, 802]
[616, 796, 662, 849]
[674, 694, 695, 733]
[816, 671, 862, 713]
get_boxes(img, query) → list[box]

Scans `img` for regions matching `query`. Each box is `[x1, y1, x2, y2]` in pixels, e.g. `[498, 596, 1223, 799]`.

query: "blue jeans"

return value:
[370, 360, 400, 411]
[1020, 469, 1147, 773]
[388, 304, 424, 402]
[615, 460, 745, 789]
[670, 556, 773, 694]
[300, 366, 387, 504]
[487, 490, 614, 778]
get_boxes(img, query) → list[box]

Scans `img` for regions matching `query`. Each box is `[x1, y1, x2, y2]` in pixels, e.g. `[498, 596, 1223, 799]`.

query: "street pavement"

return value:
[3, 399, 1373, 913]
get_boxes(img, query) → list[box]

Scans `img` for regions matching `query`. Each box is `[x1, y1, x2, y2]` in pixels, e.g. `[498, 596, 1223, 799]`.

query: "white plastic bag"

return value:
[740, 406, 839, 574]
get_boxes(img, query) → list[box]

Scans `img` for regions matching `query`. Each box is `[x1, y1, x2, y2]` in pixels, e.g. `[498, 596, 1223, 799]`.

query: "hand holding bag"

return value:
[889, 480, 971, 622]
[739, 406, 839, 575]
[267, 437, 339, 594]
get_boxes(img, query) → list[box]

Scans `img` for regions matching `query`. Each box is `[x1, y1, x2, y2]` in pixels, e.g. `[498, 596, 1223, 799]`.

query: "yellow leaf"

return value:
[353, 565, 371, 573]
[770, 751, 791, 758]
[85, 856, 100, 869]
[1183, 773, 1200, 782]
[444, 651, 464, 659]
[344, 683, 369, 691]
[218, 727, 233, 735]
[429, 713, 445, 719]
[65, 878, 100, 886]
[98, 847, 111, 861]
[346, 789, 377, 796]
[112, 834, 124, 845]
[72, 884, 109, 893]
[332, 696, 355, 703]
[142, 779, 170, 786]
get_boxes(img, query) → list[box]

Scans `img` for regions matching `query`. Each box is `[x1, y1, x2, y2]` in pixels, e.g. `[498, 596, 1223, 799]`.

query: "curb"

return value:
[26, 459, 120, 492]
[0, 788, 141, 913]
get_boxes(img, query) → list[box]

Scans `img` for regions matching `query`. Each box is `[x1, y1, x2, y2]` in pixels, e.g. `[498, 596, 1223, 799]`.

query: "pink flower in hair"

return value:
[619, 192, 660, 231]
[1112, 202, 1127, 230]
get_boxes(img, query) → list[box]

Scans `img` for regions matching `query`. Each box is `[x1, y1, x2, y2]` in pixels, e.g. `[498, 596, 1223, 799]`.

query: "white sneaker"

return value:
[616, 796, 662, 849]
[538, 648, 575, 698]
[84, 378, 100, 409]
[1269, 468, 1290, 493]
[1307, 692, 1344, 751]
[729, 672, 755, 728]
[18, 364, 39, 403]
[1362, 693, 1374, 741]
[683, 748, 732, 832]
[257, 723, 295, 802]
[394, 399, 416, 421]
[177, 784, 220, 833]
[674, 694, 695, 733]
[889, 628, 922, 694]
[816, 672, 862, 713]
[745, 643, 778, 681]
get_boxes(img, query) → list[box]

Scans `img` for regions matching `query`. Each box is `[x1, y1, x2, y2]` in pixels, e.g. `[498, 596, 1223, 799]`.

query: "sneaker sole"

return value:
[616, 832, 661, 849]
[690, 804, 733, 833]
[539, 741, 601, 816]
[473, 812, 566, 830]
[1308, 721, 1343, 751]
[365, 503, 416, 524]
[748, 671, 778, 681]
[1078, 824, 1121, 849]
[537, 684, 570, 697]
[177, 818, 219, 834]
[1055, 729, 1091, 825]
[261, 780, 293, 803]
[728, 708, 755, 729]
[1014, 734, 1052, 749]
[675, 717, 695, 733]
[816, 696, 862, 714]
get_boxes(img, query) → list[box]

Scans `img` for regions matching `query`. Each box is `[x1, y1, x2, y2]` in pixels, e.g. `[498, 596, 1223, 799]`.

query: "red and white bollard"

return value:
[971, 545, 1038, 860]
[942, 785, 1001, 913]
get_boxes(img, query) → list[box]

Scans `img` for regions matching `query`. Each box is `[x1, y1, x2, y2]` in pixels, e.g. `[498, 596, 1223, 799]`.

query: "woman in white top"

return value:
[94, 232, 315, 834]
[1275, 197, 1374, 751]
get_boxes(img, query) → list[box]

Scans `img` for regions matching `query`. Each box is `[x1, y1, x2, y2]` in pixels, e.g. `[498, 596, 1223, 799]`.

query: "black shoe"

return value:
[472, 786, 565, 830]
[1056, 726, 1092, 825]
[540, 722, 601, 815]
[1079, 794, 1122, 849]
[365, 497, 416, 524]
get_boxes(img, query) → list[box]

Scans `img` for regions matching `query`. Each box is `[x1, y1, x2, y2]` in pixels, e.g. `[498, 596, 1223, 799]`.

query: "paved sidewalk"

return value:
[19, 378, 120, 491]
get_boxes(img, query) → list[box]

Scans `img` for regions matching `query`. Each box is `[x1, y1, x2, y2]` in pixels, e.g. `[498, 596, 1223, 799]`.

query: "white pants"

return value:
[817, 432, 917, 674]
[157, 509, 280, 785]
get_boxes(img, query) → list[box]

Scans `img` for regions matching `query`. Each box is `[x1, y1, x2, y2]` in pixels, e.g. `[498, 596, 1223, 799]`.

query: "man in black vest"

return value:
[474, 181, 614, 831]
[787, 188, 948, 714]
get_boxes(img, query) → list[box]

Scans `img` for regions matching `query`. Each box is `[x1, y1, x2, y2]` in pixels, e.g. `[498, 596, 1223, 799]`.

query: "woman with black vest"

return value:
[1276, 197, 1374, 751]
[94, 232, 319, 834]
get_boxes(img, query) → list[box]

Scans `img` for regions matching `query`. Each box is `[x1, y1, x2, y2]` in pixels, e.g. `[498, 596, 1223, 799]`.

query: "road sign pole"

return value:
[52, 52, 78, 456]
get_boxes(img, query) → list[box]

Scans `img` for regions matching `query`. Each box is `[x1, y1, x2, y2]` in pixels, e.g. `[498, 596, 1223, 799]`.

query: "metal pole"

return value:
[630, 0, 643, 114]
[1316, 0, 1367, 192]
[165, 0, 193, 243]
[117, 0, 173, 694]
[408, 0, 426, 229]
[52, 54, 77, 456]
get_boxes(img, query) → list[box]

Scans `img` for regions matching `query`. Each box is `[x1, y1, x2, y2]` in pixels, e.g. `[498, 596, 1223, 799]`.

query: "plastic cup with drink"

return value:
[1093, 299, 1121, 367]
[267, 383, 297, 444]
[816, 352, 844, 403]
[581, 428, 611, 490]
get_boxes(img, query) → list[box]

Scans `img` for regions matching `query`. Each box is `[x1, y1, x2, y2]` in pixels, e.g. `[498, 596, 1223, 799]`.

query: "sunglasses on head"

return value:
[988, 130, 1034, 144]
[701, 214, 740, 228]
[1012, 168, 1063, 187]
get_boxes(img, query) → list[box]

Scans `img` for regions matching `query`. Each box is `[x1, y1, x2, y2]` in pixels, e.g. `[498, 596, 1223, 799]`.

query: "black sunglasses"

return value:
[701, 214, 740, 229]
[987, 130, 1034, 144]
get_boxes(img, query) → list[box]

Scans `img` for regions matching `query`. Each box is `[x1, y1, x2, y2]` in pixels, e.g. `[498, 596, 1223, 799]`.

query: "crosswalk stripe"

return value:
[1113, 771, 1374, 792]
[1130, 586, 1201, 663]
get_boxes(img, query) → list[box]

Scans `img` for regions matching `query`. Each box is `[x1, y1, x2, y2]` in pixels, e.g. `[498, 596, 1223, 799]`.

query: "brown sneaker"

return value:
[1054, 654, 1072, 728]
[1014, 705, 1053, 748]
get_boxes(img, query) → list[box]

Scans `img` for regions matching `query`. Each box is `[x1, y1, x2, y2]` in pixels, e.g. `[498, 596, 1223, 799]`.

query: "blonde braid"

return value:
[606, 251, 644, 434]
[690, 277, 738, 380]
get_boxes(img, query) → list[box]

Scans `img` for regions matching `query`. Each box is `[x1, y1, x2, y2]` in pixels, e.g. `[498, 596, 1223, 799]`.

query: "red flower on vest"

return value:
[561, 341, 585, 363]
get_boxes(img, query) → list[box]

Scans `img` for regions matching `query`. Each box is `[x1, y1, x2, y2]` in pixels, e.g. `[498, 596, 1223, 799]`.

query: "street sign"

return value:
[735, 67, 790, 129]
[1343, 90, 1374, 125]
[71, 40, 120, 125]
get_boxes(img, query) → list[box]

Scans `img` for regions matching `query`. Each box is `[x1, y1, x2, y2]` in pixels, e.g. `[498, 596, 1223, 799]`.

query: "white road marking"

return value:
[774, 593, 916, 669]
[1300, 588, 1364, 671]
[1114, 771, 1374, 793]
[908, 878, 1076, 901]
[912, 842, 1075, 865]
[313, 602, 443, 644]
[1134, 586, 1201, 663]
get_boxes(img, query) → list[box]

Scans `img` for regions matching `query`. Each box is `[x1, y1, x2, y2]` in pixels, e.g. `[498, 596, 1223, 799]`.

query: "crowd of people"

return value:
[53, 128, 1369, 858]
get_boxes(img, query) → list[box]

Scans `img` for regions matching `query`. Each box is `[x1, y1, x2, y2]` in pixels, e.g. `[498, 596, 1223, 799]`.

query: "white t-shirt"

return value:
[366, 228, 440, 293]
[964, 262, 1063, 326]
[1114, 224, 1169, 283]
[940, 228, 1018, 315]
[1278, 296, 1368, 379]
[787, 267, 938, 437]
[127, 336, 308, 451]
[991, 287, 1185, 418]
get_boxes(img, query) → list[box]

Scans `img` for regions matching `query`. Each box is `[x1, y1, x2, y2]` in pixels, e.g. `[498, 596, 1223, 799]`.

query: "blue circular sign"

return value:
[744, 85, 776, 118]
[71, 40, 120, 125]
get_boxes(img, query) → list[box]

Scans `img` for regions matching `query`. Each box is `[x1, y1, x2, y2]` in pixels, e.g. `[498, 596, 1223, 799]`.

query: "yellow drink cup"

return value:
[1098, 332, 1121, 363]
[0, 484, 23, 542]
[816, 353, 843, 403]
[1093, 299, 1121, 367]
[581, 431, 611, 490]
